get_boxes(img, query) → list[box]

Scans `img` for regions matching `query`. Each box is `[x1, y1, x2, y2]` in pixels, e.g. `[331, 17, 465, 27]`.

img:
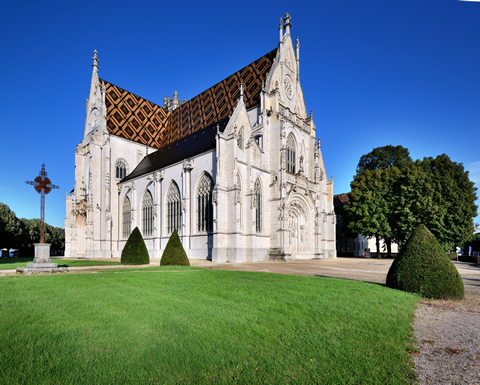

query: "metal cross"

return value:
[25, 163, 59, 243]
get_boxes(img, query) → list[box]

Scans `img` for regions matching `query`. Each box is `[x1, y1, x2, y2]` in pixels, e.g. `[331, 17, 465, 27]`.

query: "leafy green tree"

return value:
[357, 145, 412, 174]
[347, 145, 412, 257]
[347, 147, 477, 254]
[394, 155, 477, 250]
[347, 169, 392, 257]
[0, 203, 23, 249]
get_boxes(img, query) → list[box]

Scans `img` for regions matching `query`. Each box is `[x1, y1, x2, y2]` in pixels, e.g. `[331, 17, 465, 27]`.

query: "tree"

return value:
[347, 147, 478, 254]
[386, 224, 464, 299]
[394, 155, 477, 250]
[357, 145, 412, 174]
[0, 203, 23, 250]
[346, 145, 412, 257]
[160, 229, 190, 266]
[121, 226, 150, 265]
[346, 168, 393, 258]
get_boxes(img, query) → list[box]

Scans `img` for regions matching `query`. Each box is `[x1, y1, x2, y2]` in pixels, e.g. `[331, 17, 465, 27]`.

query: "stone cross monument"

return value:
[18, 164, 67, 274]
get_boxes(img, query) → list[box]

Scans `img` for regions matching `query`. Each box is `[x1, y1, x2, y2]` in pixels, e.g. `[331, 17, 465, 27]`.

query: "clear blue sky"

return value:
[1, 0, 479, 229]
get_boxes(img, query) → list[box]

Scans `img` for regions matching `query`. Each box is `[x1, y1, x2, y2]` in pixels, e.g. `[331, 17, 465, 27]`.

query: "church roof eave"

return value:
[120, 117, 229, 183]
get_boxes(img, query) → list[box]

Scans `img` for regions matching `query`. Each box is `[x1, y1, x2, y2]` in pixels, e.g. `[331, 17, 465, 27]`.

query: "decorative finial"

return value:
[283, 13, 291, 35]
[240, 83, 244, 101]
[92, 49, 99, 68]
[279, 16, 283, 42]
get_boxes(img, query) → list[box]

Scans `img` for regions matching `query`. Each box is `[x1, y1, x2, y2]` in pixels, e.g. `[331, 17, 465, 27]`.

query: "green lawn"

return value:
[0, 257, 121, 270]
[0, 269, 418, 384]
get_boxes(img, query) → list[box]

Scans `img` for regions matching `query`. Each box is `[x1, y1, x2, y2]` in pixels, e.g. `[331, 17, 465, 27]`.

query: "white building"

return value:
[65, 13, 336, 262]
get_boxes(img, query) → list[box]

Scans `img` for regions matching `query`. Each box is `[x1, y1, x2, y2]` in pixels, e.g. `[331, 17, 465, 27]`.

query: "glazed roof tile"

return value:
[103, 48, 277, 149]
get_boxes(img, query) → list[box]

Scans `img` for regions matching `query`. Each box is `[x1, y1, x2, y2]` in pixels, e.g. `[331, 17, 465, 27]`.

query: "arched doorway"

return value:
[286, 197, 313, 258]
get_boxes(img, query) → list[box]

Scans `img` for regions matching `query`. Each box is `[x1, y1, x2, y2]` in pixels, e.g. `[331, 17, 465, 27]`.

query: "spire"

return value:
[296, 37, 300, 80]
[283, 13, 291, 35]
[279, 16, 283, 42]
[84, 50, 103, 138]
[239, 83, 244, 102]
[92, 49, 99, 69]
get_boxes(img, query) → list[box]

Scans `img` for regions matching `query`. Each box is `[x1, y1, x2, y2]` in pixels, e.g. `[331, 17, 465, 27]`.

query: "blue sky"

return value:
[1, 0, 479, 229]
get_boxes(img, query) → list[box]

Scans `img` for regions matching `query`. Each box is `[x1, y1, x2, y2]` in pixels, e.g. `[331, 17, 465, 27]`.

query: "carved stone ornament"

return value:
[284, 57, 292, 71]
[212, 188, 218, 205]
[283, 75, 293, 100]
[183, 158, 194, 171]
[235, 188, 241, 204]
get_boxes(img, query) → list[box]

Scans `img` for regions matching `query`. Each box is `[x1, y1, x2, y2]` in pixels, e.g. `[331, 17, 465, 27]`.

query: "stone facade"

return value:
[65, 14, 336, 262]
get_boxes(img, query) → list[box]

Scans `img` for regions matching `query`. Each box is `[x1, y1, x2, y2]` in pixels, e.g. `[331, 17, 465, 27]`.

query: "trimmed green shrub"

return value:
[386, 224, 464, 299]
[446, 252, 457, 260]
[160, 229, 190, 266]
[121, 227, 150, 265]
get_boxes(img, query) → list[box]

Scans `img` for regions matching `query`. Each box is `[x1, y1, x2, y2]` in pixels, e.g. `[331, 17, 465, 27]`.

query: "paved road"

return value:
[191, 258, 480, 296]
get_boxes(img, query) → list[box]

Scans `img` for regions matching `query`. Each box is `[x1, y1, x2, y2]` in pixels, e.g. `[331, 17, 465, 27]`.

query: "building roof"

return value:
[103, 48, 277, 149]
[121, 118, 229, 182]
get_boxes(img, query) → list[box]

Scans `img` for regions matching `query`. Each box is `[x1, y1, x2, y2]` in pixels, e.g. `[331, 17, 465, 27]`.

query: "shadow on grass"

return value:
[314, 274, 387, 287]
[0, 257, 33, 265]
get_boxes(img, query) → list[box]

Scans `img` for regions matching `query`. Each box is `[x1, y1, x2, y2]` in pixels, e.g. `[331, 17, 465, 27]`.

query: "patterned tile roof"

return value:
[103, 48, 277, 149]
[103, 80, 169, 148]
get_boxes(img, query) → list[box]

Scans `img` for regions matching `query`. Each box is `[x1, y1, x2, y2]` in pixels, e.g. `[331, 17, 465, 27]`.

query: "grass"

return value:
[0, 269, 418, 384]
[0, 257, 121, 270]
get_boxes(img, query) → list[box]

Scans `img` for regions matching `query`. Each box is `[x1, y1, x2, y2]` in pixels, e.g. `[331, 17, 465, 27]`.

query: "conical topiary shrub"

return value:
[386, 224, 464, 299]
[160, 229, 190, 266]
[121, 226, 150, 265]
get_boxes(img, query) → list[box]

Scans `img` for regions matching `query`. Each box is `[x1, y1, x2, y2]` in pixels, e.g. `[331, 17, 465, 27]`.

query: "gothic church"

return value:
[65, 14, 336, 262]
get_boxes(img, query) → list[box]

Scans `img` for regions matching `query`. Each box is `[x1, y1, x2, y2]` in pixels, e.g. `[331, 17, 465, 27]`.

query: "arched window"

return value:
[197, 173, 213, 232]
[167, 182, 181, 234]
[237, 127, 244, 149]
[122, 196, 131, 239]
[142, 190, 154, 236]
[255, 178, 262, 233]
[116, 160, 127, 179]
[286, 134, 296, 174]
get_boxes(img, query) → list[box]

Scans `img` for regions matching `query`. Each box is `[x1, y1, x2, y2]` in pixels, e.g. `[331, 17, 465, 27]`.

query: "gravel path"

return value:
[412, 264, 480, 385]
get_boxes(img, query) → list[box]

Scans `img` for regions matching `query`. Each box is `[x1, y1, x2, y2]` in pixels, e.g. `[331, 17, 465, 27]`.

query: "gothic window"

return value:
[255, 178, 262, 233]
[255, 135, 263, 148]
[237, 127, 244, 149]
[122, 196, 131, 239]
[196, 173, 213, 232]
[142, 190, 154, 236]
[286, 134, 296, 174]
[167, 182, 181, 234]
[116, 160, 127, 179]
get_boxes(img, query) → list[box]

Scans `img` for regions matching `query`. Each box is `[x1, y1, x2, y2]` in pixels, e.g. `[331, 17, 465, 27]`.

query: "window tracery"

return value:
[116, 160, 127, 179]
[197, 174, 213, 232]
[142, 190, 154, 236]
[167, 182, 181, 233]
[122, 196, 131, 239]
[286, 134, 296, 174]
[254, 178, 262, 233]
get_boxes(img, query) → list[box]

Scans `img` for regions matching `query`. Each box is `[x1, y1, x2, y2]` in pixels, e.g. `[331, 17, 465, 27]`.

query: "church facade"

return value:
[65, 14, 336, 262]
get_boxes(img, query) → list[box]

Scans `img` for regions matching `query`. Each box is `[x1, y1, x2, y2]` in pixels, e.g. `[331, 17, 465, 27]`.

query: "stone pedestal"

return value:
[16, 243, 69, 275]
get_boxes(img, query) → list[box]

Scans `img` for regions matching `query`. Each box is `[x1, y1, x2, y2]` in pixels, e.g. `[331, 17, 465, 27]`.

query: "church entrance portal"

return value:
[286, 199, 312, 258]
